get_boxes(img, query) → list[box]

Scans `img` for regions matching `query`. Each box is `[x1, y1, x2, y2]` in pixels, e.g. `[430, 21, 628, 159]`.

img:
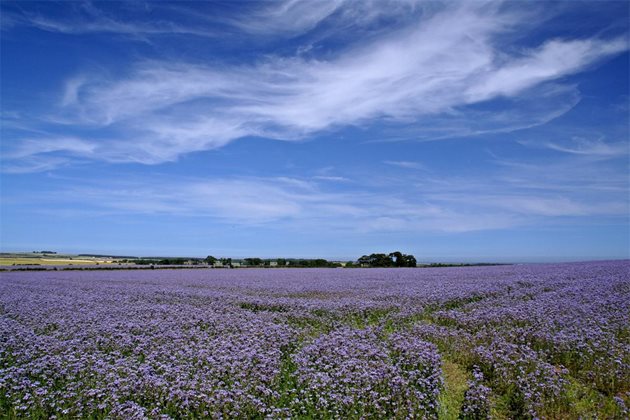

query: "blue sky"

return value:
[1, 1, 628, 261]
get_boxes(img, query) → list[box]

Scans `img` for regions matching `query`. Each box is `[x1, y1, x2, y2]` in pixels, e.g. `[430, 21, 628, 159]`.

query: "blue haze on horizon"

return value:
[0, 1, 629, 262]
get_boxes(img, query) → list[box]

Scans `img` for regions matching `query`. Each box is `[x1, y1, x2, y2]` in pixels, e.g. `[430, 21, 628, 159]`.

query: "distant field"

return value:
[0, 254, 116, 266]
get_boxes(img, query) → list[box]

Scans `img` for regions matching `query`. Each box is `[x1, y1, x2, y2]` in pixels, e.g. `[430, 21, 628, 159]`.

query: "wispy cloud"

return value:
[27, 175, 513, 232]
[4, 2, 218, 39]
[313, 175, 352, 183]
[3, 0, 441, 42]
[7, 137, 97, 159]
[3, 2, 628, 168]
[542, 137, 628, 157]
[226, 0, 428, 39]
[1, 137, 96, 173]
[1, 156, 71, 174]
[466, 37, 628, 102]
[21, 154, 628, 235]
[384, 160, 425, 170]
[228, 0, 347, 36]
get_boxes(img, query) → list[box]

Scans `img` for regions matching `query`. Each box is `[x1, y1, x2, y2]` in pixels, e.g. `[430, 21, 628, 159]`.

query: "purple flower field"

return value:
[1, 261, 628, 419]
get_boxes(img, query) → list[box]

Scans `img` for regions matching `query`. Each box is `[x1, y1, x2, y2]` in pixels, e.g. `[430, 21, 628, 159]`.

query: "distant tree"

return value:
[358, 255, 371, 265]
[373, 253, 394, 267]
[403, 254, 417, 267]
[277, 258, 287, 266]
[358, 253, 392, 267]
[357, 252, 416, 267]
[158, 258, 187, 265]
[389, 251, 404, 267]
[205, 255, 217, 265]
[245, 258, 262, 266]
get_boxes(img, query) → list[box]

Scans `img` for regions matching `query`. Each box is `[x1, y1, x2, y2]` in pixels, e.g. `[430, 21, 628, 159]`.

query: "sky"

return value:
[0, 0, 629, 262]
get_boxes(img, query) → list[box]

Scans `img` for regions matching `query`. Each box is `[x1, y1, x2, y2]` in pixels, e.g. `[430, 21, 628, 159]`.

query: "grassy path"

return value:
[438, 360, 469, 420]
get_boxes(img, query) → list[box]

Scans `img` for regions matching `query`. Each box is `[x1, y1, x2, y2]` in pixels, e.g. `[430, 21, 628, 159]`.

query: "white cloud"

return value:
[1, 156, 71, 174]
[47, 176, 491, 232]
[11, 4, 218, 39]
[28, 159, 628, 234]
[313, 175, 352, 182]
[61, 76, 88, 106]
[230, 0, 347, 35]
[9, 0, 423, 41]
[466, 37, 628, 102]
[384, 160, 425, 170]
[56, 177, 347, 224]
[434, 193, 622, 217]
[207, 0, 427, 39]
[7, 137, 97, 159]
[543, 137, 629, 157]
[5, 2, 629, 167]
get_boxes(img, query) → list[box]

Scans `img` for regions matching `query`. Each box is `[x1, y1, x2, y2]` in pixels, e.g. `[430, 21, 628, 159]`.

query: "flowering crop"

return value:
[460, 367, 491, 420]
[293, 328, 441, 418]
[1, 260, 628, 418]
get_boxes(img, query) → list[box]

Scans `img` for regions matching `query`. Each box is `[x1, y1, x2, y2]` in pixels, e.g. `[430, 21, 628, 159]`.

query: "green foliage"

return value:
[244, 258, 263, 266]
[357, 251, 417, 267]
[438, 360, 470, 420]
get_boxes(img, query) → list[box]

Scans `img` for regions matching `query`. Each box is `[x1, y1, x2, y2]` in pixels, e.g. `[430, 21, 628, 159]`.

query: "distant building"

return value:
[213, 261, 223, 268]
[269, 261, 278, 267]
[231, 262, 241, 268]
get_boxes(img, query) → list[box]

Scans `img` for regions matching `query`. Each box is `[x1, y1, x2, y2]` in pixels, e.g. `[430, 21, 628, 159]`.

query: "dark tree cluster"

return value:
[286, 259, 341, 268]
[126, 258, 204, 266]
[357, 252, 417, 267]
[205, 256, 233, 267]
[244, 258, 263, 266]
[242, 258, 341, 268]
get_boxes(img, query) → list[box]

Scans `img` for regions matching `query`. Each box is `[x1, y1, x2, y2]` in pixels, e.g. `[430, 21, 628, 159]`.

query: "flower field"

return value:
[1, 261, 628, 419]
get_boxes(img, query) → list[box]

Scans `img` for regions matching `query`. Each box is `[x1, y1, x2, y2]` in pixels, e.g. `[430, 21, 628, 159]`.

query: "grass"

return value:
[272, 345, 300, 411]
[438, 360, 470, 420]
[557, 377, 627, 419]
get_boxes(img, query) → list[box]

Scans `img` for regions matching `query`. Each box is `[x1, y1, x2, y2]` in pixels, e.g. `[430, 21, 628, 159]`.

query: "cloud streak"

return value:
[384, 161, 425, 170]
[543, 137, 629, 157]
[13, 0, 425, 40]
[24, 157, 628, 235]
[25, 176, 513, 232]
[3, 2, 628, 168]
[3, 2, 219, 39]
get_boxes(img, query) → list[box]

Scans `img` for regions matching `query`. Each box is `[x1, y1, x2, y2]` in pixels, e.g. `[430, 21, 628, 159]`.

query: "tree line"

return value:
[120, 252, 418, 268]
[208, 257, 343, 268]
